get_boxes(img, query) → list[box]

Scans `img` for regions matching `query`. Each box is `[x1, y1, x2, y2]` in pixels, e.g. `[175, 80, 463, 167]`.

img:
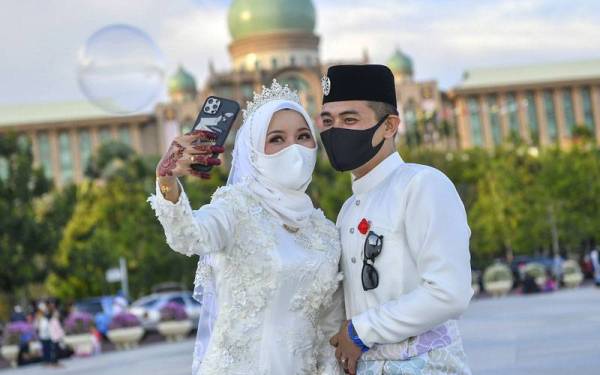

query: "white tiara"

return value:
[243, 79, 301, 120]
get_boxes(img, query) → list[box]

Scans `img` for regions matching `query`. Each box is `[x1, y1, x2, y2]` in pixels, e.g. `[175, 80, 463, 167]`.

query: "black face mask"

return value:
[320, 115, 388, 172]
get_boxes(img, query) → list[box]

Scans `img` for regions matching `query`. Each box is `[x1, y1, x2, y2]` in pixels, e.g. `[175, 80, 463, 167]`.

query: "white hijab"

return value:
[192, 98, 317, 374]
[227, 98, 317, 228]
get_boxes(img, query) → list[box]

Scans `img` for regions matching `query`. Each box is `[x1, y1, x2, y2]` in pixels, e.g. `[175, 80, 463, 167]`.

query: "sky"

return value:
[1, 0, 599, 107]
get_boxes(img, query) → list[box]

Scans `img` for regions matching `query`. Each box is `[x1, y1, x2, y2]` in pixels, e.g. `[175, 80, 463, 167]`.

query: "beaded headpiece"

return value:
[243, 79, 301, 121]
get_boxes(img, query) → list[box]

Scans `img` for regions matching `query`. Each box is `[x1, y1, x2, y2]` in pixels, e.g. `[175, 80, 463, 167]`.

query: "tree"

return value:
[46, 143, 229, 301]
[398, 144, 600, 268]
[84, 141, 136, 179]
[572, 125, 595, 147]
[0, 133, 52, 299]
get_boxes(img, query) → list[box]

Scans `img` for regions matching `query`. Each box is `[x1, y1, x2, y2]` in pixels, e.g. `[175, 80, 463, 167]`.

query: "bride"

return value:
[148, 81, 344, 375]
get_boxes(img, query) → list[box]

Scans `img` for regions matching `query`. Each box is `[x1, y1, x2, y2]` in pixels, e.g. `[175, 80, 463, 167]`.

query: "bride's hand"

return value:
[156, 130, 225, 180]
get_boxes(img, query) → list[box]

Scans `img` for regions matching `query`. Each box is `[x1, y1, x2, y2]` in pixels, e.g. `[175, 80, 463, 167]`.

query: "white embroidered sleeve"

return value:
[316, 278, 345, 375]
[147, 179, 238, 257]
[351, 169, 474, 347]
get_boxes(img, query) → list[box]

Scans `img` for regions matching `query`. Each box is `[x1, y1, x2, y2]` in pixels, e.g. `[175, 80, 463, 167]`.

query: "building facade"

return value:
[0, 102, 159, 186]
[4, 0, 598, 188]
[0, 0, 447, 188]
[451, 60, 600, 149]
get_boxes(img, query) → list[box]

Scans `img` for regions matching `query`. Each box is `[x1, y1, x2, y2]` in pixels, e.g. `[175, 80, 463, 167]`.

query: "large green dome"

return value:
[228, 0, 316, 41]
[388, 49, 414, 76]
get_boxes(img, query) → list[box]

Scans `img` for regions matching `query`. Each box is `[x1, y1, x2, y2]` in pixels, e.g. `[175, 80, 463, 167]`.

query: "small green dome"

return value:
[228, 0, 316, 41]
[388, 49, 414, 76]
[168, 65, 196, 94]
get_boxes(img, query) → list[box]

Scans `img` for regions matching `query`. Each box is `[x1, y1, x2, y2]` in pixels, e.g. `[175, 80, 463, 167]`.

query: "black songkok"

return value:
[321, 64, 397, 108]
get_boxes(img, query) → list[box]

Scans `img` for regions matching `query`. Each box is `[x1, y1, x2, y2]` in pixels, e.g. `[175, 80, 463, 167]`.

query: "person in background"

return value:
[112, 293, 129, 315]
[543, 270, 557, 292]
[48, 303, 65, 367]
[90, 326, 103, 356]
[35, 302, 52, 367]
[521, 274, 541, 294]
[591, 246, 600, 286]
[552, 253, 564, 287]
[17, 311, 36, 366]
[581, 253, 594, 279]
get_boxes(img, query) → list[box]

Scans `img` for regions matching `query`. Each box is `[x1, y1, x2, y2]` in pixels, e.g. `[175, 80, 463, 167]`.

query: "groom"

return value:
[319, 65, 473, 375]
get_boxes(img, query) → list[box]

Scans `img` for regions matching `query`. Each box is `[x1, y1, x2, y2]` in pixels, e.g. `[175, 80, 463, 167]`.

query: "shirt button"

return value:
[351, 257, 357, 263]
[349, 228, 355, 234]
[355, 200, 361, 206]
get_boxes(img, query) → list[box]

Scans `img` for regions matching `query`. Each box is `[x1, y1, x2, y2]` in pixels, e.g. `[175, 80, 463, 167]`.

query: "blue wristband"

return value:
[348, 320, 369, 353]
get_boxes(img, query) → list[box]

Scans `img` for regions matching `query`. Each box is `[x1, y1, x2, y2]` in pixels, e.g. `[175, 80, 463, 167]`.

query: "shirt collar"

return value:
[352, 152, 404, 195]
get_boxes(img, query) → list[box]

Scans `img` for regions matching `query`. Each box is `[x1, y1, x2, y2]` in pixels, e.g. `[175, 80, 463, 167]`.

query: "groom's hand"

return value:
[328, 320, 347, 348]
[329, 320, 362, 375]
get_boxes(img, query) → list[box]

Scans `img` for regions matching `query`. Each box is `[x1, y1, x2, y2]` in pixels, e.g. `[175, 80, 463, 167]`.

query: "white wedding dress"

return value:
[148, 179, 344, 375]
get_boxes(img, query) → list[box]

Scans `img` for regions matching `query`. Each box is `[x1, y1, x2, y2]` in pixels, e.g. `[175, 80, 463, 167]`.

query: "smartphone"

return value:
[190, 96, 240, 173]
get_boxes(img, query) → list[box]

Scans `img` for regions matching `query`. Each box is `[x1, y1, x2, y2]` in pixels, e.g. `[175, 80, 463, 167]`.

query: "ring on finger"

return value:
[190, 155, 196, 163]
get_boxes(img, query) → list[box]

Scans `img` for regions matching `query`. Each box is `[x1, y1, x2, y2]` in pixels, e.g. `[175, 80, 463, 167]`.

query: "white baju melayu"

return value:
[338, 152, 473, 374]
[148, 96, 344, 375]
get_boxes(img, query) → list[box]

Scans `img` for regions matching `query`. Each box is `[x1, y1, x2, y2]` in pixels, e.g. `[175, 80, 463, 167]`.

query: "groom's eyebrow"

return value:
[319, 110, 360, 117]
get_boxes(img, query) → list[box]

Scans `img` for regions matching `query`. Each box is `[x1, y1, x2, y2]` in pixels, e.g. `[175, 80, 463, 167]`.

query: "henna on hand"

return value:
[157, 140, 185, 177]
[189, 130, 217, 146]
[192, 144, 225, 154]
[189, 168, 211, 180]
[189, 154, 222, 166]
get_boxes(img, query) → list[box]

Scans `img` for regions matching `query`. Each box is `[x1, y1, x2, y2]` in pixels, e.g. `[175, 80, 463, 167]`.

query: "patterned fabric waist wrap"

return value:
[359, 320, 461, 361]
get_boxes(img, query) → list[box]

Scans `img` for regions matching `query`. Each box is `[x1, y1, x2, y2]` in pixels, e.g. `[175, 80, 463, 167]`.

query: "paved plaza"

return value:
[461, 285, 600, 374]
[3, 286, 599, 375]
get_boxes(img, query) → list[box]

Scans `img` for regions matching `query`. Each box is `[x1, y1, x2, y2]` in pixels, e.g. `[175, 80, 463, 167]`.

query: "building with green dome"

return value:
[167, 65, 197, 102]
[0, 0, 468, 187]
[385, 49, 445, 148]
[388, 49, 414, 82]
[227, 0, 320, 72]
[228, 0, 316, 40]
[4, 0, 598, 188]
[0, 0, 448, 187]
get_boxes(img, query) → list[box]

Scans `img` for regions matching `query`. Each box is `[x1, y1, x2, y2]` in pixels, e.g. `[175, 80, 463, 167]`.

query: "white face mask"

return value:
[255, 144, 317, 191]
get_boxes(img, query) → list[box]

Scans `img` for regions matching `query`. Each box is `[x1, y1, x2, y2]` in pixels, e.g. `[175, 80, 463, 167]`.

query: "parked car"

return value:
[130, 291, 201, 331]
[73, 295, 119, 335]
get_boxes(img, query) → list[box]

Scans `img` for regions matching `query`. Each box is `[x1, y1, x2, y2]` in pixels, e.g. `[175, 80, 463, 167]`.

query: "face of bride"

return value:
[264, 109, 316, 155]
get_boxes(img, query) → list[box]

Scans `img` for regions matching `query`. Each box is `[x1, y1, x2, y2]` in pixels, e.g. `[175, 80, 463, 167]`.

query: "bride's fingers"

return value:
[176, 130, 217, 148]
[157, 141, 186, 177]
[169, 162, 210, 179]
[189, 168, 211, 180]
[183, 152, 222, 166]
[182, 129, 217, 140]
[189, 144, 225, 154]
[187, 130, 218, 145]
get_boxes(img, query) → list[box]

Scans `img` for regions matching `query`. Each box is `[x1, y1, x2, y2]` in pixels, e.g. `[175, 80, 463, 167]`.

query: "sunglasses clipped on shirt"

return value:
[362, 230, 383, 291]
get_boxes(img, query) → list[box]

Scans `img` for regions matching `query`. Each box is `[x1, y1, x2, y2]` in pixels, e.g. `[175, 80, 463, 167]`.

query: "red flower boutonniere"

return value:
[357, 218, 370, 235]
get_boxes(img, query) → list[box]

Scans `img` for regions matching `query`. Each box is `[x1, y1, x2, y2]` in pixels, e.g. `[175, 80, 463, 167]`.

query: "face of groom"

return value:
[317, 100, 401, 177]
[318, 101, 381, 139]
